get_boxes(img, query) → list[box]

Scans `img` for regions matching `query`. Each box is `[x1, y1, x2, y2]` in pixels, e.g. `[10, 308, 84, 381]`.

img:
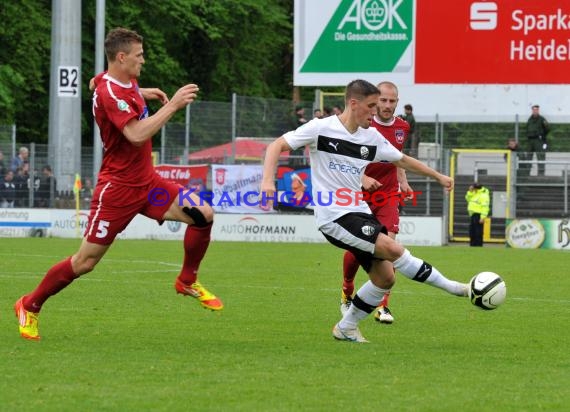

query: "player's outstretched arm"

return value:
[397, 167, 414, 198]
[123, 84, 199, 146]
[89, 71, 168, 105]
[394, 154, 454, 192]
[260, 136, 293, 206]
[140, 88, 169, 104]
[361, 174, 382, 192]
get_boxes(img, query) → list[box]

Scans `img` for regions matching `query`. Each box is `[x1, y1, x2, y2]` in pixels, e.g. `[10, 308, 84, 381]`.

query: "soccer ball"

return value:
[469, 271, 507, 310]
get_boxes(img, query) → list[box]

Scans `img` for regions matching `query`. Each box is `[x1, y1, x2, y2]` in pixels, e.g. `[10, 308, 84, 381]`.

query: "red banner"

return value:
[416, 1, 570, 84]
[154, 164, 209, 190]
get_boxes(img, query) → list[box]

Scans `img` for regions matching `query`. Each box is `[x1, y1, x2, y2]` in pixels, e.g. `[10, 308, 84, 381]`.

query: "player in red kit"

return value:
[14, 27, 222, 341]
[340, 81, 413, 324]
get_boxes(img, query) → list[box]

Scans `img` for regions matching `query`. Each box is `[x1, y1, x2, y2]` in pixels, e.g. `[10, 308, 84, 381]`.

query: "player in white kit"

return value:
[261, 80, 467, 343]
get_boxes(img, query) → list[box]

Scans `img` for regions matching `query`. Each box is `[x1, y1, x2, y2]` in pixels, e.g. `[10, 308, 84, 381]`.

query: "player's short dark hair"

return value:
[104, 27, 143, 62]
[404, 104, 413, 111]
[345, 80, 380, 103]
[532, 104, 540, 109]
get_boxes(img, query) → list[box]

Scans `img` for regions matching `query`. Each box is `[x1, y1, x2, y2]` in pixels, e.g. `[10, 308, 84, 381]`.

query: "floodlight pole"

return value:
[231, 93, 237, 164]
[183, 105, 190, 165]
[93, 0, 105, 183]
[48, 0, 82, 191]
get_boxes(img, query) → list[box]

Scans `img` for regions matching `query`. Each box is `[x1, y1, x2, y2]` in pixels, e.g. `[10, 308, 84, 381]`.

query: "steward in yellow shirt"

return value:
[465, 183, 490, 246]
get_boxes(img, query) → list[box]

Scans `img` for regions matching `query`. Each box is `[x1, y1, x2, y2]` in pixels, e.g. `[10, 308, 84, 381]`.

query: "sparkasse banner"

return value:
[416, 0, 570, 83]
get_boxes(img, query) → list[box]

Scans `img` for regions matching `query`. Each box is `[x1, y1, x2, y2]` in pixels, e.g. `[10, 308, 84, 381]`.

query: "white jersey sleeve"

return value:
[283, 118, 321, 150]
[373, 130, 404, 163]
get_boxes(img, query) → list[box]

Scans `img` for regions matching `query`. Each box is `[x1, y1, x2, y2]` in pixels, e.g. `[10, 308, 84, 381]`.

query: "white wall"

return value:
[0, 209, 444, 246]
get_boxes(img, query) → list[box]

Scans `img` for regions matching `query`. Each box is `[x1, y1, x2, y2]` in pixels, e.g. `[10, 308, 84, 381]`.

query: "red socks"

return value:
[23, 257, 78, 312]
[342, 251, 360, 297]
[177, 223, 212, 285]
[379, 290, 391, 307]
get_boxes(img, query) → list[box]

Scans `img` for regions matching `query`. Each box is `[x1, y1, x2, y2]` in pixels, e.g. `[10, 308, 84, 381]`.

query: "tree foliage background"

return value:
[0, 0, 296, 145]
[1, 1, 568, 151]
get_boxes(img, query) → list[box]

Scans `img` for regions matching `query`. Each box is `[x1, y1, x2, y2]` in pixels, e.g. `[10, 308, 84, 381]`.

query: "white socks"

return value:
[338, 249, 466, 331]
[393, 249, 466, 296]
[339, 280, 390, 329]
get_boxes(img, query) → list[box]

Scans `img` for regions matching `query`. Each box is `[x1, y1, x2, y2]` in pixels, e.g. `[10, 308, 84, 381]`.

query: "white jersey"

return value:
[284, 115, 403, 228]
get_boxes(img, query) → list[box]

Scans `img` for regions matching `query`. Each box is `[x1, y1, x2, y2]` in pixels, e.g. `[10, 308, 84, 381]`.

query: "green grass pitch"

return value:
[1, 238, 569, 411]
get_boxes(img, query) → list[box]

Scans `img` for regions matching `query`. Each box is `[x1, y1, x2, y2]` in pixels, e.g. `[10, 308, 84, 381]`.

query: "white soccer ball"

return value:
[469, 271, 507, 310]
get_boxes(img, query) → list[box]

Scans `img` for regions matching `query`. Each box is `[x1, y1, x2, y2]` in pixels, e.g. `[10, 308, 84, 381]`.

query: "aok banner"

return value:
[295, 0, 570, 86]
[294, 0, 414, 86]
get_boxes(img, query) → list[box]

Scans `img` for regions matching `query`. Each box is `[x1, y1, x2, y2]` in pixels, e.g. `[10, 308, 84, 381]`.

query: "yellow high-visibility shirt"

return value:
[465, 187, 490, 219]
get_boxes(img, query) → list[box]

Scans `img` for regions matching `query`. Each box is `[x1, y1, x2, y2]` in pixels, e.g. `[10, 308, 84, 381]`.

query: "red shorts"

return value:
[369, 198, 400, 234]
[84, 174, 181, 245]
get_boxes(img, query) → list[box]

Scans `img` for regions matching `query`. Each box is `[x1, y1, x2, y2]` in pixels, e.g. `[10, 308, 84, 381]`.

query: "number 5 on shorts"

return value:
[96, 220, 110, 238]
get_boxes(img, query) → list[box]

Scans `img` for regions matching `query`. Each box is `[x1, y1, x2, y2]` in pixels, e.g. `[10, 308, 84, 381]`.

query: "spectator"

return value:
[81, 177, 94, 201]
[13, 164, 30, 207]
[505, 137, 519, 162]
[322, 106, 332, 117]
[313, 109, 323, 119]
[332, 105, 343, 116]
[0, 150, 7, 177]
[506, 137, 519, 152]
[294, 104, 308, 127]
[0, 170, 16, 208]
[10, 146, 29, 172]
[36, 165, 57, 208]
[465, 183, 490, 247]
[524, 104, 550, 176]
[400, 104, 418, 156]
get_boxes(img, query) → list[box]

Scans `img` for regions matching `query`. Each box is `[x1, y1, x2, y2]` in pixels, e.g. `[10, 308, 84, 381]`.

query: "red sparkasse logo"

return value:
[416, 0, 570, 84]
[470, 2, 498, 30]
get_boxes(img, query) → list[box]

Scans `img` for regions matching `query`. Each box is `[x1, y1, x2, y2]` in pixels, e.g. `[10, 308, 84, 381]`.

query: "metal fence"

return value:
[416, 115, 570, 153]
[2, 93, 570, 216]
[160, 95, 314, 165]
[160, 108, 570, 166]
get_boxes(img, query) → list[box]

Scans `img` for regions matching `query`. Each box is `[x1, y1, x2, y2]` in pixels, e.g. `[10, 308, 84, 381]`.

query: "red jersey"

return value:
[364, 115, 410, 192]
[92, 74, 155, 186]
